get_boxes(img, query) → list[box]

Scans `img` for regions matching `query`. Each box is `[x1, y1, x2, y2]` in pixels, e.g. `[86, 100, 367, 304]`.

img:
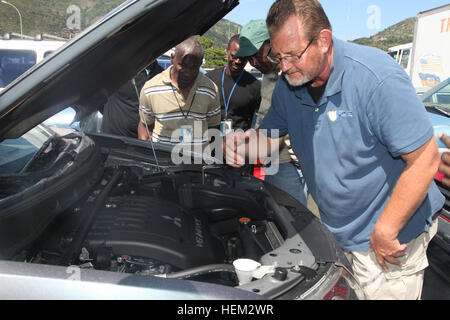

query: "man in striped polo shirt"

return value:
[138, 37, 221, 146]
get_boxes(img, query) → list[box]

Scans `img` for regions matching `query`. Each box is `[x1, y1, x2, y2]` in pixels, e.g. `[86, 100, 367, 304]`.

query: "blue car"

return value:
[422, 77, 450, 254]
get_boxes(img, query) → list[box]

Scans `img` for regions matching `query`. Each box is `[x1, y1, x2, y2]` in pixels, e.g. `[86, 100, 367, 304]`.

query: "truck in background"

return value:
[0, 33, 66, 91]
[388, 4, 450, 94]
[395, 4, 450, 94]
[387, 42, 413, 77]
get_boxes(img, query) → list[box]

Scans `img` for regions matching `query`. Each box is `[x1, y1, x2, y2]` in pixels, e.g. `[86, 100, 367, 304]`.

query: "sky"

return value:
[224, 0, 450, 40]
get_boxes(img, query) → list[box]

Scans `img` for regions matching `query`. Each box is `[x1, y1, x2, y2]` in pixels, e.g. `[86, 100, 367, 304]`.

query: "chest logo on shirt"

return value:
[328, 110, 353, 122]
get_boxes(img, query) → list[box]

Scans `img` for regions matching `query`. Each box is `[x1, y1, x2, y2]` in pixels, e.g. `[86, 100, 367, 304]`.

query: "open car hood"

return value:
[0, 0, 239, 140]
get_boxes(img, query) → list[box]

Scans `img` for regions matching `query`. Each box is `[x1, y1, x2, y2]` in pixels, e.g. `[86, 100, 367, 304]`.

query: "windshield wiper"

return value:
[425, 103, 450, 117]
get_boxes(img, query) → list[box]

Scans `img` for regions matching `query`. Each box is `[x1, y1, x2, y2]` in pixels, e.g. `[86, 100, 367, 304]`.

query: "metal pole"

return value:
[1, 0, 23, 38]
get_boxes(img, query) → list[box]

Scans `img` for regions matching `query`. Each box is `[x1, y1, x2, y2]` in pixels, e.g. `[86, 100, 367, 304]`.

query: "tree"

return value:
[197, 36, 227, 68]
[197, 36, 213, 49]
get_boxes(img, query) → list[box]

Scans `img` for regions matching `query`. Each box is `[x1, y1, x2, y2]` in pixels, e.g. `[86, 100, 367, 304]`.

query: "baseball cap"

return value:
[234, 20, 270, 57]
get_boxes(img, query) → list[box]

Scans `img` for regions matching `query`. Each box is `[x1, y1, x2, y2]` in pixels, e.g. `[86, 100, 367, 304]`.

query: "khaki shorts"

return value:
[345, 218, 438, 300]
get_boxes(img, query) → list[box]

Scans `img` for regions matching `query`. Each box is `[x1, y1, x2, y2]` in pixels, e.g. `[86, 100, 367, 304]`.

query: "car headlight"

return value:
[299, 264, 365, 300]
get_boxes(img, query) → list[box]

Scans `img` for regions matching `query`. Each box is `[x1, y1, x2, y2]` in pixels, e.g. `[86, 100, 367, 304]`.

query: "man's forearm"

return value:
[375, 137, 440, 237]
[370, 137, 440, 270]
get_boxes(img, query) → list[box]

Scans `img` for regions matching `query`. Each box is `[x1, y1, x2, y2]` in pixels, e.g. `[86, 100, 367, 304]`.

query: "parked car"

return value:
[157, 55, 172, 70]
[0, 0, 363, 300]
[422, 77, 450, 254]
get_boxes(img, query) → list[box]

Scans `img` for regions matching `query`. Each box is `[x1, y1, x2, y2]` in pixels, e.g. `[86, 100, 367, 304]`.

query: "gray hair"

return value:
[266, 0, 332, 40]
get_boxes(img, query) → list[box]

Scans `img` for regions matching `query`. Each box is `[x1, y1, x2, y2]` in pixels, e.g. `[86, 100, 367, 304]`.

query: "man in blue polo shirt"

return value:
[224, 0, 444, 300]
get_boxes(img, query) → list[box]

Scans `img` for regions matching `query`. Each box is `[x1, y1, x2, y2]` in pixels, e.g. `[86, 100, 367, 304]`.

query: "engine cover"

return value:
[85, 195, 223, 269]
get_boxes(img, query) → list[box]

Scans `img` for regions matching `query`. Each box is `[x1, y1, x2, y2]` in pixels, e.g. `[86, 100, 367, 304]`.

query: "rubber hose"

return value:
[162, 264, 236, 279]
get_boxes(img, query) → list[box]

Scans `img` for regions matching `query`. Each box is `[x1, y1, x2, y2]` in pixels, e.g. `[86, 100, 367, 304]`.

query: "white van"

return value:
[0, 39, 66, 90]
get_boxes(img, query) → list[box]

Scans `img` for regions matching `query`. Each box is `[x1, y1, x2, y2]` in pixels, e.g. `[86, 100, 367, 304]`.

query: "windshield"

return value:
[0, 49, 37, 87]
[0, 104, 87, 174]
[0, 125, 54, 174]
[388, 51, 399, 62]
[400, 49, 410, 69]
[423, 82, 450, 108]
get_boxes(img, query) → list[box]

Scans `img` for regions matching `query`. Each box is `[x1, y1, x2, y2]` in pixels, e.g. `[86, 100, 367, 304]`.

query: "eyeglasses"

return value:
[267, 39, 314, 65]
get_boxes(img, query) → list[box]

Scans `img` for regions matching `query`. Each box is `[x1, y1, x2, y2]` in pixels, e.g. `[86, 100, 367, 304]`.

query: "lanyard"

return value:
[222, 67, 244, 119]
[170, 83, 196, 120]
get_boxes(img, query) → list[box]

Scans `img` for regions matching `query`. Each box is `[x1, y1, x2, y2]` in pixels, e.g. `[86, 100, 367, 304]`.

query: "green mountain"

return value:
[0, 0, 241, 47]
[1, 1, 414, 51]
[0, 0, 122, 39]
[351, 17, 415, 51]
[204, 19, 241, 48]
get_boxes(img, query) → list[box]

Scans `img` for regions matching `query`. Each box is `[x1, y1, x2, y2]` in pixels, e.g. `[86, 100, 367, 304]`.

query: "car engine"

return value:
[21, 164, 292, 286]
[1, 133, 346, 298]
[85, 195, 222, 271]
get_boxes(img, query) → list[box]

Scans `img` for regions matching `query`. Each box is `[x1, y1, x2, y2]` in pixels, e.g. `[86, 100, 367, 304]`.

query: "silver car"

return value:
[0, 0, 362, 300]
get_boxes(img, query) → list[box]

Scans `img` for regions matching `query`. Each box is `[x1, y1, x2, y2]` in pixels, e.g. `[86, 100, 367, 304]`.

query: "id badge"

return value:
[252, 113, 264, 129]
[179, 125, 193, 142]
[220, 119, 233, 135]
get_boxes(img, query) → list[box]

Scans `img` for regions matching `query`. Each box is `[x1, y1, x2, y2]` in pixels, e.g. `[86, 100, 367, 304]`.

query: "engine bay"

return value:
[1, 133, 320, 297]
[25, 165, 313, 285]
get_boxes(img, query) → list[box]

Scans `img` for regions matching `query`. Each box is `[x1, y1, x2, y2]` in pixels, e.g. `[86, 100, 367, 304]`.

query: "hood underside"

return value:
[0, 0, 239, 140]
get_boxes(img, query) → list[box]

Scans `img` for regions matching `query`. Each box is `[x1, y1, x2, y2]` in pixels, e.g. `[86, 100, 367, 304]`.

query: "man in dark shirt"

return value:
[207, 35, 261, 132]
[101, 61, 163, 138]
